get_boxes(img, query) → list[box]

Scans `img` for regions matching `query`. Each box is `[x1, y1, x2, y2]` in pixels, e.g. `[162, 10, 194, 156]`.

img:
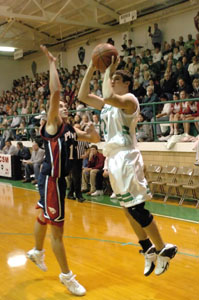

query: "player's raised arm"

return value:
[78, 60, 104, 110]
[40, 45, 62, 135]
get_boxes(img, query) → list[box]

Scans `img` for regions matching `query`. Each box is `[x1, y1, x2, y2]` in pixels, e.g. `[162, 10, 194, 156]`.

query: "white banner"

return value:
[0, 154, 12, 177]
[119, 10, 137, 24]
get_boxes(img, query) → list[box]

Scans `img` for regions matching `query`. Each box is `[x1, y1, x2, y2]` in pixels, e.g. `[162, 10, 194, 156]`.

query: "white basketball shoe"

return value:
[59, 272, 86, 296]
[140, 245, 157, 276]
[27, 248, 47, 271]
[155, 243, 178, 275]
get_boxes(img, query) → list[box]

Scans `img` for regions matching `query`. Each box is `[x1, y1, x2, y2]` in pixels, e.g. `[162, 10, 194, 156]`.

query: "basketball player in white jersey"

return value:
[78, 56, 177, 276]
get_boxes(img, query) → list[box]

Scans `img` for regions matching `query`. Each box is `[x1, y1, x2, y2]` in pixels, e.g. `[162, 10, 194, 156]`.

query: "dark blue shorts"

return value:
[37, 173, 66, 226]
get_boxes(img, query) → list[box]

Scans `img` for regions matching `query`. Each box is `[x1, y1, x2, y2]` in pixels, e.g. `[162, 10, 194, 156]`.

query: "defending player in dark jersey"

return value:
[27, 45, 100, 297]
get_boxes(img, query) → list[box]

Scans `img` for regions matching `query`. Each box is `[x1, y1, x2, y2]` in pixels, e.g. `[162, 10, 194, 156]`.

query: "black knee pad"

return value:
[127, 203, 153, 227]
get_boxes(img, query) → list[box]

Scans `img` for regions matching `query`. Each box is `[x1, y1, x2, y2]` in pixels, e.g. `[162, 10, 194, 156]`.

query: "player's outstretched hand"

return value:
[85, 122, 95, 134]
[107, 55, 119, 75]
[40, 45, 56, 63]
[85, 122, 100, 143]
[88, 60, 97, 72]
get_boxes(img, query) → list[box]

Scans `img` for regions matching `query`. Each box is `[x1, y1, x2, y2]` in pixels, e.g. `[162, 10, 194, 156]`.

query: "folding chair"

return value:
[164, 166, 193, 203]
[145, 164, 162, 195]
[179, 168, 199, 207]
[151, 165, 177, 198]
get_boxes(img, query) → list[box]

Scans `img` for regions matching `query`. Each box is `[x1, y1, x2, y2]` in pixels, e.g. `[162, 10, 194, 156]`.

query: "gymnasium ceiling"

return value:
[0, 0, 197, 57]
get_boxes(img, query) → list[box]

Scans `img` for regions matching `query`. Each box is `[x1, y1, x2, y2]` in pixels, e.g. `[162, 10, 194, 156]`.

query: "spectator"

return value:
[73, 114, 82, 125]
[184, 34, 195, 50]
[174, 61, 190, 84]
[80, 114, 89, 130]
[178, 36, 185, 47]
[28, 107, 40, 141]
[132, 81, 146, 103]
[17, 141, 31, 160]
[151, 93, 172, 140]
[91, 157, 113, 197]
[140, 50, 148, 65]
[148, 78, 162, 96]
[130, 49, 137, 66]
[2, 139, 18, 155]
[149, 23, 162, 49]
[22, 140, 45, 184]
[181, 55, 189, 71]
[165, 57, 176, 76]
[127, 39, 135, 56]
[125, 57, 134, 73]
[179, 90, 191, 135]
[92, 114, 101, 136]
[10, 111, 21, 128]
[152, 47, 162, 63]
[16, 119, 28, 141]
[173, 47, 181, 61]
[133, 67, 144, 85]
[169, 92, 182, 135]
[117, 56, 126, 70]
[162, 43, 172, 61]
[188, 56, 199, 79]
[183, 98, 199, 135]
[136, 113, 153, 142]
[145, 49, 153, 63]
[140, 86, 159, 121]
[81, 145, 105, 195]
[176, 77, 192, 94]
[192, 78, 199, 97]
[170, 38, 176, 50]
[135, 56, 145, 72]
[0, 123, 13, 149]
[75, 100, 86, 118]
[160, 72, 176, 95]
[92, 82, 102, 97]
[142, 71, 151, 89]
[82, 146, 90, 169]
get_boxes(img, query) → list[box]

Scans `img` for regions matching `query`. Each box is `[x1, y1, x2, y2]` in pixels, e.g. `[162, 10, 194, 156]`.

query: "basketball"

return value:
[92, 43, 118, 73]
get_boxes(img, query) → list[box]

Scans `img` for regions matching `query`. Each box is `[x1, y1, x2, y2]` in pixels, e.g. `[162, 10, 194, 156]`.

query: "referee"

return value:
[67, 124, 89, 202]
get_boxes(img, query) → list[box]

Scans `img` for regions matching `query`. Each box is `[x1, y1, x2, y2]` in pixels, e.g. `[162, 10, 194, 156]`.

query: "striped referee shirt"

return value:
[69, 140, 89, 160]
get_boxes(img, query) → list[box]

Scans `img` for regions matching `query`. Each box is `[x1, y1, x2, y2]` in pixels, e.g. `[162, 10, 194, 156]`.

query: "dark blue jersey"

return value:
[40, 122, 76, 177]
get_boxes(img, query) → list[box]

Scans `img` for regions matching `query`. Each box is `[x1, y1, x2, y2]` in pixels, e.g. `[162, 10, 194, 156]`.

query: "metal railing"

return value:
[0, 98, 198, 142]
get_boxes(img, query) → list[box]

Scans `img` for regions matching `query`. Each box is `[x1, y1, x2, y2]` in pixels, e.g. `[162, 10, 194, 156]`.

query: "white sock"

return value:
[61, 271, 73, 278]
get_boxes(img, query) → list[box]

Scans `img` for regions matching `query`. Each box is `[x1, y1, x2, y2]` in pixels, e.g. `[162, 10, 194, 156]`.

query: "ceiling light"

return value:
[0, 46, 15, 52]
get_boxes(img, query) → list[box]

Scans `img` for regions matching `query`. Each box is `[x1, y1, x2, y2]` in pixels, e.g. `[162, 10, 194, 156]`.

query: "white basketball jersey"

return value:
[100, 93, 139, 156]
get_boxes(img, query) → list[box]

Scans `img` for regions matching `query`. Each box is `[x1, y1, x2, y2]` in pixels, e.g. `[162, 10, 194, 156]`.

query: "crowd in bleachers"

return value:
[0, 29, 199, 197]
[0, 31, 199, 144]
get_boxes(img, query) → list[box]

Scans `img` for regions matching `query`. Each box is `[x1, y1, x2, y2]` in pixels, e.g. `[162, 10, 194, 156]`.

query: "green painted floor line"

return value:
[1, 231, 198, 259]
[1, 178, 199, 222]
[85, 197, 199, 223]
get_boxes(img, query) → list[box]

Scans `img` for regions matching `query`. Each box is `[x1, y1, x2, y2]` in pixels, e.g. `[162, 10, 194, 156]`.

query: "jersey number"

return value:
[69, 144, 74, 159]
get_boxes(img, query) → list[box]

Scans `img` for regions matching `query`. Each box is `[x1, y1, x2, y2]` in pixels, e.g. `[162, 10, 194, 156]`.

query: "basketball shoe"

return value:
[140, 245, 157, 276]
[27, 248, 47, 271]
[155, 243, 178, 275]
[59, 272, 86, 296]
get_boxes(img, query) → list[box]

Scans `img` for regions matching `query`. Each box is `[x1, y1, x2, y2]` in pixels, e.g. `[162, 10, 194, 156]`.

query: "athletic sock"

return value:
[61, 271, 73, 278]
[139, 238, 153, 253]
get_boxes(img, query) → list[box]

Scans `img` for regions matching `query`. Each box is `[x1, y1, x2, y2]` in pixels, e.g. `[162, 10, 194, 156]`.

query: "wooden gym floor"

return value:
[0, 179, 199, 300]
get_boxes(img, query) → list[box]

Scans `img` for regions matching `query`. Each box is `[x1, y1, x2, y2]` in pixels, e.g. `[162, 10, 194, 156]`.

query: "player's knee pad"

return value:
[127, 203, 153, 227]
